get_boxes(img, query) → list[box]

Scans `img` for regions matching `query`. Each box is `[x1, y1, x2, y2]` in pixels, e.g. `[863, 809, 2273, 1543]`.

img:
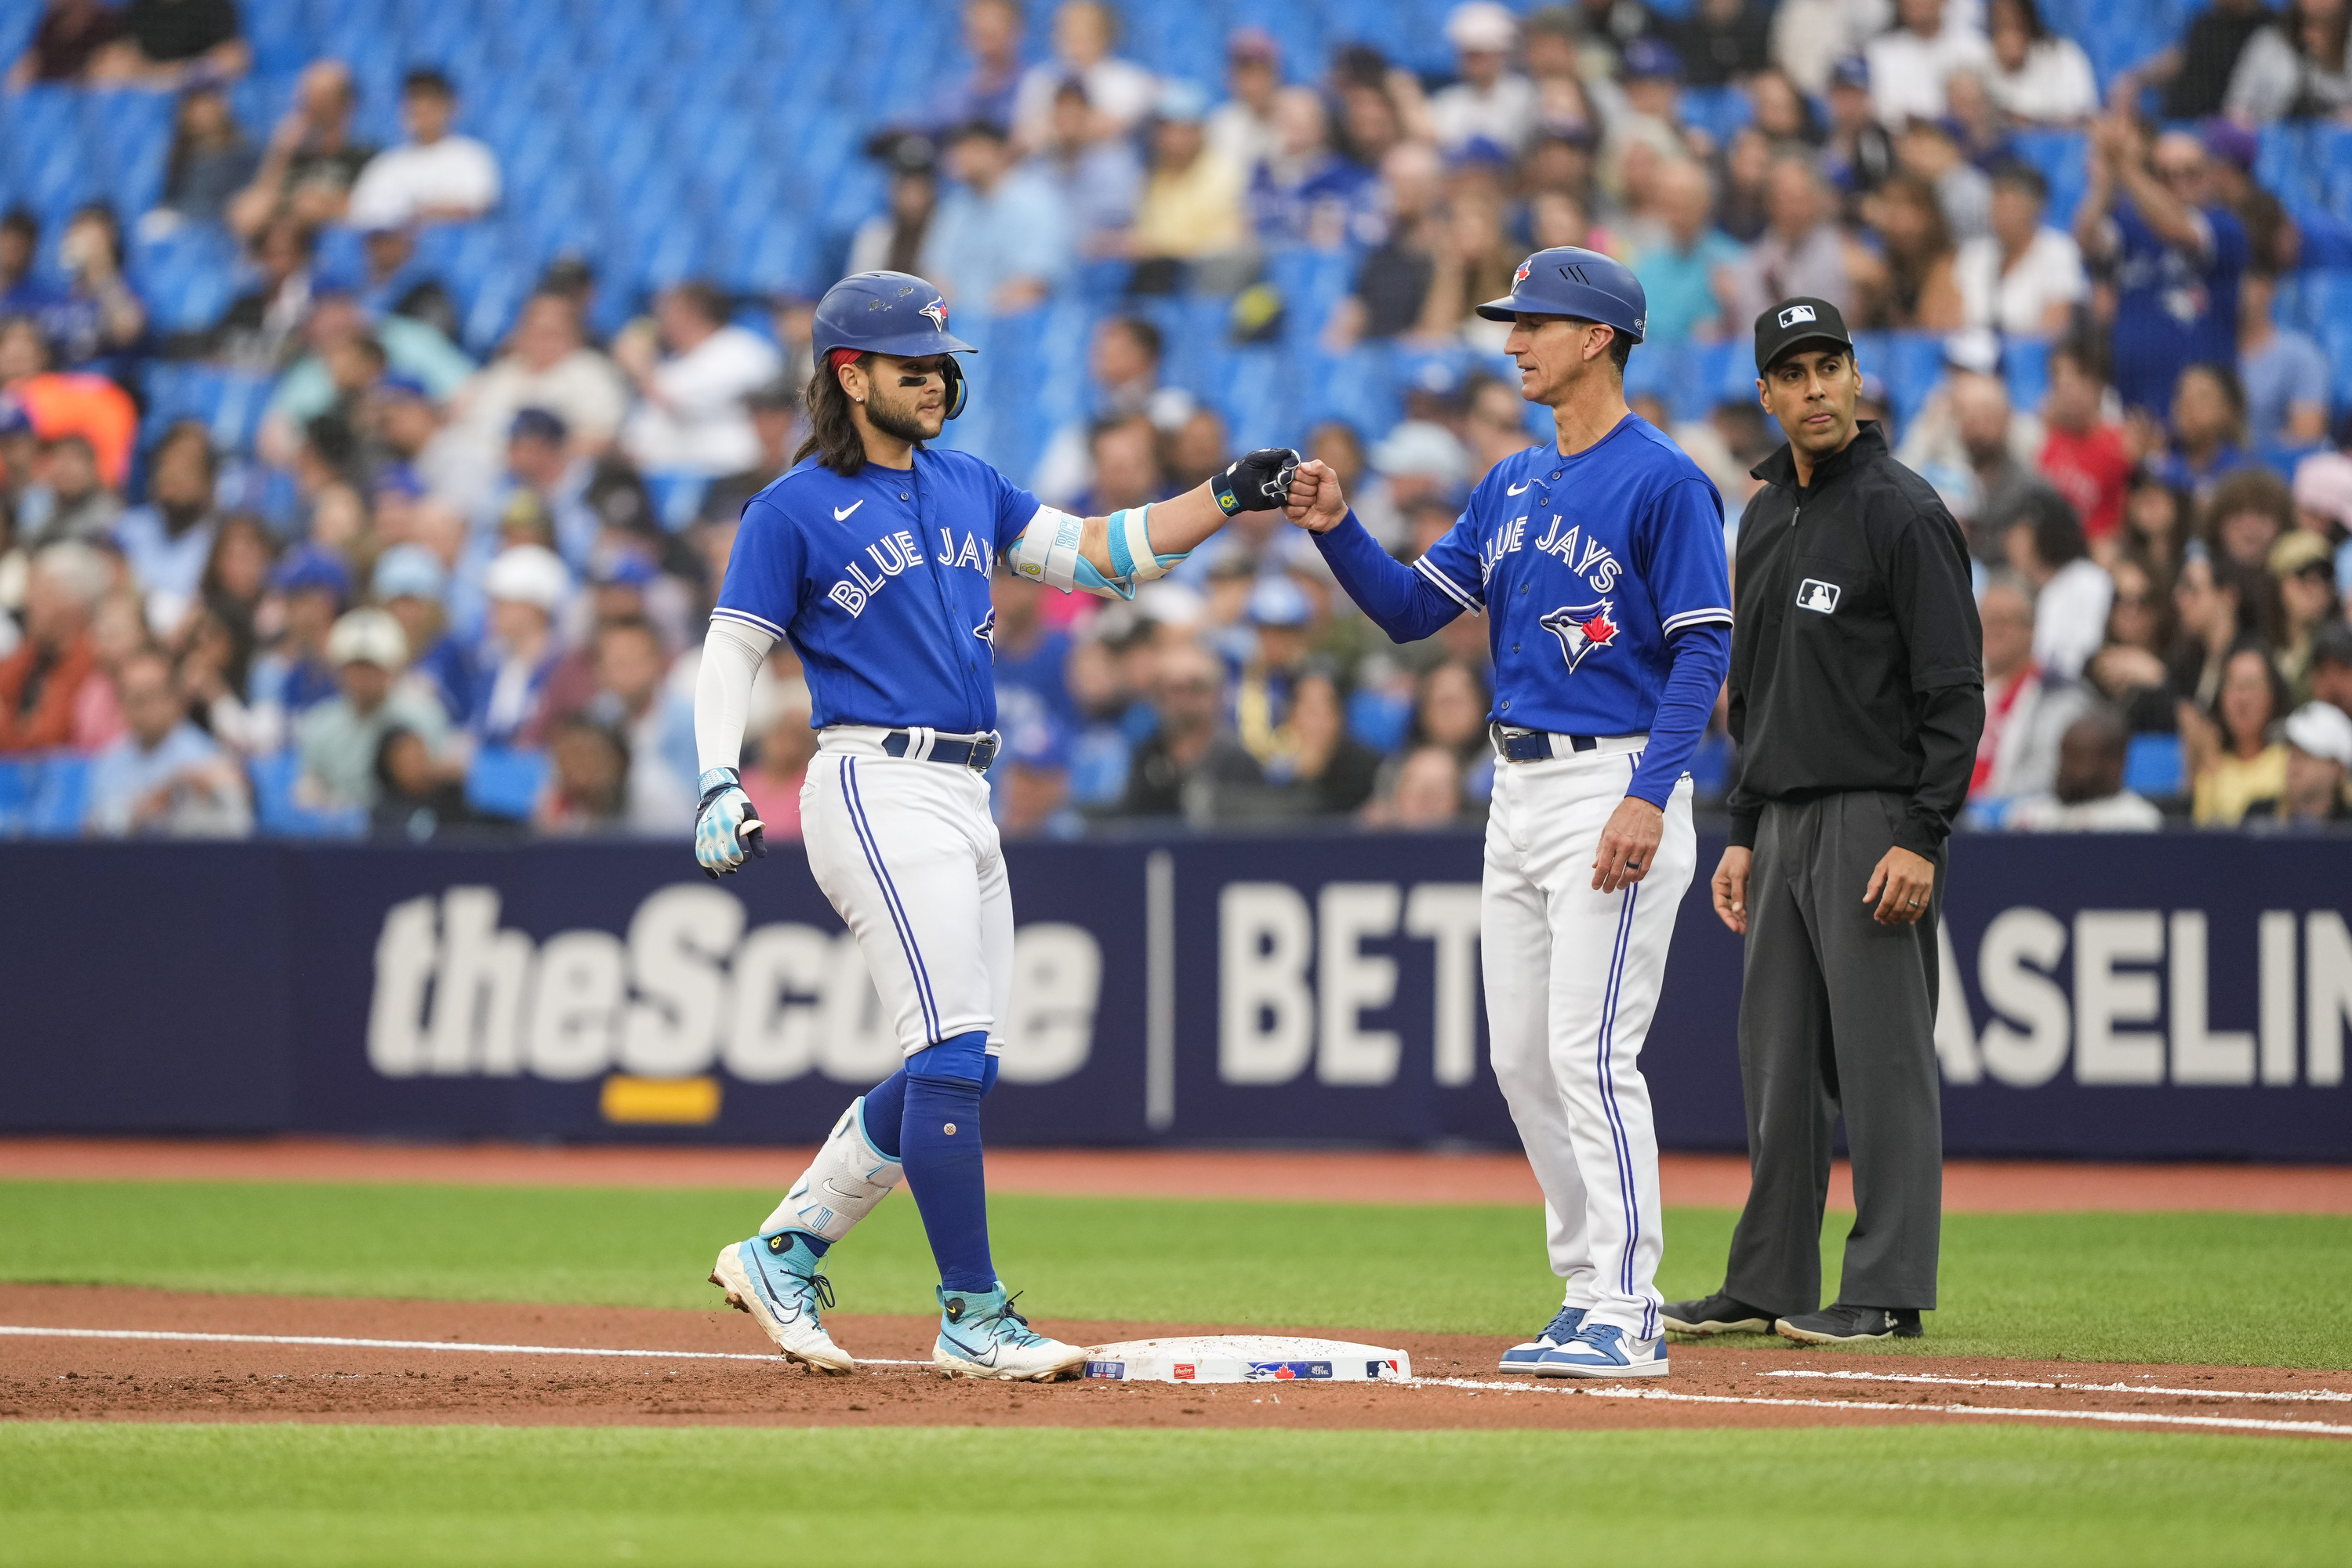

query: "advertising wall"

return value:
[2, 833, 2347, 1159]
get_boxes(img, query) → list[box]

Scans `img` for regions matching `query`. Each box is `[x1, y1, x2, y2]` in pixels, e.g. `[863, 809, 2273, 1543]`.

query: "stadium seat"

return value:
[2124, 734, 2184, 800]
[24, 754, 90, 838]
[465, 747, 549, 822]
[1347, 688, 1414, 756]
[248, 753, 366, 839]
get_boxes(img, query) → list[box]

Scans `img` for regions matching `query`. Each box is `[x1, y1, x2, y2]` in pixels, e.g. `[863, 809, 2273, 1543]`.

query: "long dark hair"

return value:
[793, 353, 871, 475]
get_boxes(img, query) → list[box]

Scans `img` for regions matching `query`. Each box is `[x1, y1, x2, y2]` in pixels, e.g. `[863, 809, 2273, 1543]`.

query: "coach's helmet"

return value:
[812, 270, 977, 419]
[1475, 245, 1647, 345]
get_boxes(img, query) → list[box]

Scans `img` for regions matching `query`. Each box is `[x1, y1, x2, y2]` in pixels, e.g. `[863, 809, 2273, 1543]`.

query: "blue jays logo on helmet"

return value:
[1512, 257, 1533, 286]
[921, 298, 949, 332]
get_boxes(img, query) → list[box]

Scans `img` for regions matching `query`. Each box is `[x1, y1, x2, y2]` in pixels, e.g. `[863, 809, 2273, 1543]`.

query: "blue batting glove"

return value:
[695, 767, 766, 878]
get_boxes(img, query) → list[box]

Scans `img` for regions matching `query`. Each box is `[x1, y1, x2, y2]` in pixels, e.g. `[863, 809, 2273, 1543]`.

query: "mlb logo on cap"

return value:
[1778, 304, 1817, 328]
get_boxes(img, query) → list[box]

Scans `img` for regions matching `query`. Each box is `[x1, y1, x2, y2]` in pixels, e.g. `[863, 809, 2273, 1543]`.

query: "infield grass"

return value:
[2, 1422, 2347, 1568]
[3, 1179, 2350, 1368]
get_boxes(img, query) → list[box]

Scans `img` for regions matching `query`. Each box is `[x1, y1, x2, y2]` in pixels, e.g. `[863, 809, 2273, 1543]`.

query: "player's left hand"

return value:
[1864, 846, 1936, 926]
[1592, 797, 1665, 894]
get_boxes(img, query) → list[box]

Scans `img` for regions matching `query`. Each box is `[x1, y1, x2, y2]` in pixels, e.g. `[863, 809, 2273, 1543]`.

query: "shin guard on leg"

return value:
[760, 1093, 905, 1246]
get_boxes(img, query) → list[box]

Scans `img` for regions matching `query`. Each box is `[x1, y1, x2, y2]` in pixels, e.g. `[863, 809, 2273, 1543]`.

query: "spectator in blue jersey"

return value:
[43, 205, 147, 379]
[923, 120, 1075, 317]
[2075, 114, 2248, 416]
[111, 421, 218, 633]
[2153, 362, 2252, 499]
[372, 543, 471, 724]
[993, 683, 1080, 839]
[2238, 270, 2330, 452]
[464, 543, 568, 750]
[989, 565, 1076, 728]
[245, 545, 348, 748]
[1249, 88, 1381, 252]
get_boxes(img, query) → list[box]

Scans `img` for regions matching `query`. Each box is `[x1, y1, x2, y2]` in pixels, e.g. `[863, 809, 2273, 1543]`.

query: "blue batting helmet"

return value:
[812, 270, 977, 418]
[1474, 246, 1647, 344]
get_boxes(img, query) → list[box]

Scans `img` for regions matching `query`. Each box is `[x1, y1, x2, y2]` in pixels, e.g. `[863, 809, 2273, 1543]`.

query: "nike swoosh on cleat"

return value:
[942, 1330, 999, 1366]
[1506, 481, 1532, 495]
[833, 500, 865, 521]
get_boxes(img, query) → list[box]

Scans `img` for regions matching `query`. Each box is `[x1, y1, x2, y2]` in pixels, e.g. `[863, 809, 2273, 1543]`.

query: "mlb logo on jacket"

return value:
[1796, 578, 1840, 614]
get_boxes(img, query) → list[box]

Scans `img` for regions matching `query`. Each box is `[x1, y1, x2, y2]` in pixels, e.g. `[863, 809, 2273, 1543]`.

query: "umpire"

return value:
[1664, 299, 1984, 1345]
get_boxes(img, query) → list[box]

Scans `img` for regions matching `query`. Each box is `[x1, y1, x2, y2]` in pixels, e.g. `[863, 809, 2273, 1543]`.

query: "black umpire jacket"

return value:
[1726, 421, 1984, 859]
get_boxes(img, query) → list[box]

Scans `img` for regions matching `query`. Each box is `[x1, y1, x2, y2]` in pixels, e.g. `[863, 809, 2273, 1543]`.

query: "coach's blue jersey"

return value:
[1414, 415, 1731, 735]
[713, 448, 1042, 733]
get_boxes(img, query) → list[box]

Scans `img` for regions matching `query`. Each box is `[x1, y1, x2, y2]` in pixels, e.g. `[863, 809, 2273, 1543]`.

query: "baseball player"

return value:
[1285, 248, 1731, 1378]
[693, 269, 1297, 1379]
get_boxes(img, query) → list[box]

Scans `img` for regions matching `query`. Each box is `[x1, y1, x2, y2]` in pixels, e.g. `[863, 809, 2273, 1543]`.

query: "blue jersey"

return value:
[1314, 413, 1732, 804]
[714, 448, 1044, 733]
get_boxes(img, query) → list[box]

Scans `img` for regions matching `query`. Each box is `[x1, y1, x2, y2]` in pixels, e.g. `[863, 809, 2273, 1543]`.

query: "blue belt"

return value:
[1493, 725, 1606, 763]
[880, 730, 1000, 772]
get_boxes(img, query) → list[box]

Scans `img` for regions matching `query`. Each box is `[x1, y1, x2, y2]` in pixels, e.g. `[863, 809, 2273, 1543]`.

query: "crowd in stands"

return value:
[3, 0, 2352, 842]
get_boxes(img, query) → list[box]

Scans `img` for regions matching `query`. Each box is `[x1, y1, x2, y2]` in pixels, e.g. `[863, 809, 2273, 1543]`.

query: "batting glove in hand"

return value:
[1214, 448, 1302, 517]
[695, 767, 766, 879]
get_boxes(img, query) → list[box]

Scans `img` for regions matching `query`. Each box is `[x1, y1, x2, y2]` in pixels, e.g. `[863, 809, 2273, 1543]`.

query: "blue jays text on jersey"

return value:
[713, 447, 1044, 735]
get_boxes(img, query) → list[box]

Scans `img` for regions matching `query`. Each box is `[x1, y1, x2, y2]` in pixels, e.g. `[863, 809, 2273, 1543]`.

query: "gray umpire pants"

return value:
[1723, 792, 1944, 1316]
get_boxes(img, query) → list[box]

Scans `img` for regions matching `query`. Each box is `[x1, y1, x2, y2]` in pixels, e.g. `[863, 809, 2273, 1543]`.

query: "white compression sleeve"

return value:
[695, 617, 775, 772]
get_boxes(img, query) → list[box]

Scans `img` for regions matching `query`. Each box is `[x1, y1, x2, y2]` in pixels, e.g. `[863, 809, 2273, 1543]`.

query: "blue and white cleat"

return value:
[710, 1232, 857, 1374]
[1498, 1305, 1588, 1374]
[1532, 1323, 1670, 1379]
[931, 1283, 1087, 1381]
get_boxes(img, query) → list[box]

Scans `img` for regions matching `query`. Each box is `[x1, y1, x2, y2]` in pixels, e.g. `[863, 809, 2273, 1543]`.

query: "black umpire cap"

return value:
[1754, 297, 1855, 374]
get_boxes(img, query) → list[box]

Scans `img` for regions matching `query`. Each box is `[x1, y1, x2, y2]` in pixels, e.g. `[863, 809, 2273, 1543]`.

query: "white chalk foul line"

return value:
[0, 1325, 930, 1367]
[1764, 1368, 2352, 1403]
[1412, 1377, 2352, 1438]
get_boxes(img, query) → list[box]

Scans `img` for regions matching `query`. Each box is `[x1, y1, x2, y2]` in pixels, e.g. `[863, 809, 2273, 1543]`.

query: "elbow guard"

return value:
[1009, 506, 1129, 600]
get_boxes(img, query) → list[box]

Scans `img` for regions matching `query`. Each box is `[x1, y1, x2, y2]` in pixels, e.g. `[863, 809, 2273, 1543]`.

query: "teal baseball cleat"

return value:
[931, 1283, 1087, 1381]
[1498, 1304, 1588, 1374]
[710, 1232, 856, 1374]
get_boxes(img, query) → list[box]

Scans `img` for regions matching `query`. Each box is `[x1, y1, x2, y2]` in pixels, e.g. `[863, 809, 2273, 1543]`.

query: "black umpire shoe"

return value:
[1775, 1305, 1924, 1344]
[1659, 1292, 1774, 1336]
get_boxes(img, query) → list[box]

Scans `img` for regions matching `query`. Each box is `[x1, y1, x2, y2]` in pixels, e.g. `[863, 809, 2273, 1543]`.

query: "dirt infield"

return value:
[4, 1284, 2347, 1439]
[5, 1137, 2351, 1213]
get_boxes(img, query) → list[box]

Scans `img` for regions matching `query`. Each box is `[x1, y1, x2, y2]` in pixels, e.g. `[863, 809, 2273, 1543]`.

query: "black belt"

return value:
[880, 730, 1000, 772]
[1493, 725, 1607, 762]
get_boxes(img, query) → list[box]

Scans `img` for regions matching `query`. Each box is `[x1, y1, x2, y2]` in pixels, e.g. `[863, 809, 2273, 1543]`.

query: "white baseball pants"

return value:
[1482, 738, 1696, 1338]
[800, 729, 1012, 1058]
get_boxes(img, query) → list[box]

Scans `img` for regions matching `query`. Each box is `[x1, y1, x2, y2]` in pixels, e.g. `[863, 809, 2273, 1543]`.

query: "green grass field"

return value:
[4, 1177, 2349, 1566]
[5, 1179, 2350, 1367]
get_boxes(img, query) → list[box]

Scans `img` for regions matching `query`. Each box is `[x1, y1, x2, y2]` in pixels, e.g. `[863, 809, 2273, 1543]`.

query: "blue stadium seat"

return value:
[1347, 688, 1414, 756]
[466, 747, 549, 822]
[2124, 734, 2184, 800]
[248, 753, 366, 839]
[0, 756, 36, 837]
[2004, 337, 2050, 419]
[24, 754, 90, 838]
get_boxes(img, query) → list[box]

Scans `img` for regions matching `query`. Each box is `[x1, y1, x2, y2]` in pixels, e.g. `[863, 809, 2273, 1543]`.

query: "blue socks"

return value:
[898, 1032, 998, 1294]
[856, 1052, 998, 1162]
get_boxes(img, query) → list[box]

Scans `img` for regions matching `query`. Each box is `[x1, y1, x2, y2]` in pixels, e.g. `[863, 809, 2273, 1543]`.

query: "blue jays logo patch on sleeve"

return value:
[1540, 601, 1619, 671]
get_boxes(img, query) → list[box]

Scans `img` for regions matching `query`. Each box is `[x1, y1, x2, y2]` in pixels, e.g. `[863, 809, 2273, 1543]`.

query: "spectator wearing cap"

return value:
[497, 407, 599, 568]
[1031, 81, 1145, 259]
[615, 281, 783, 478]
[297, 608, 452, 809]
[2154, 363, 2252, 499]
[2245, 700, 2352, 825]
[1972, 571, 2092, 802]
[581, 615, 697, 833]
[113, 421, 218, 633]
[2003, 706, 2165, 829]
[1821, 55, 1896, 203]
[2227, 1, 2352, 122]
[246, 544, 350, 748]
[2238, 270, 2330, 453]
[1229, 575, 1318, 768]
[2271, 529, 2343, 703]
[1956, 162, 2083, 339]
[1011, 1, 1159, 149]
[2038, 340, 2132, 546]
[0, 317, 137, 491]
[922, 119, 1078, 318]
[451, 293, 630, 469]
[1127, 81, 1250, 286]
[849, 132, 947, 278]
[1430, 3, 1537, 156]
[1632, 159, 1741, 347]
[1249, 88, 1381, 252]
[466, 543, 568, 750]
[0, 541, 107, 752]
[1866, 0, 1991, 127]
[2292, 453, 2352, 588]
[346, 67, 500, 230]
[1206, 28, 1284, 176]
[1982, 0, 2096, 124]
[2077, 117, 2249, 418]
[83, 647, 252, 838]
[935, 0, 1028, 132]
[372, 543, 470, 723]
[1120, 637, 1265, 821]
